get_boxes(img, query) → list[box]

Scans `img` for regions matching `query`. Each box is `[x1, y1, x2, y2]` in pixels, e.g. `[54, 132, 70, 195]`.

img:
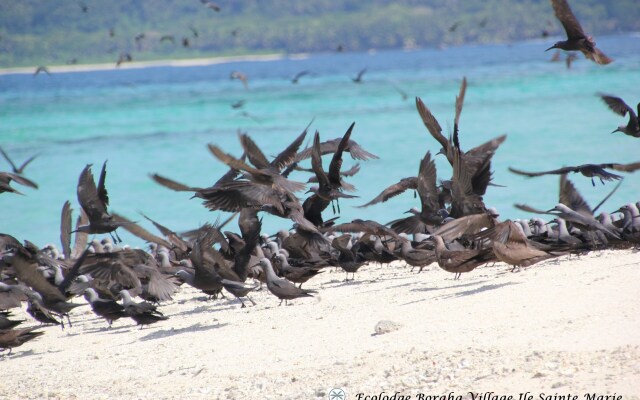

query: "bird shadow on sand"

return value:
[443, 282, 521, 299]
[174, 303, 239, 317]
[400, 280, 490, 306]
[1, 349, 36, 360]
[139, 322, 228, 341]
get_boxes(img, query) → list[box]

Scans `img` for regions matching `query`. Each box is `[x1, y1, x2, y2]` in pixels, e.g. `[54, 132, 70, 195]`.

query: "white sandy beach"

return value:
[0, 53, 312, 76]
[1, 249, 639, 400]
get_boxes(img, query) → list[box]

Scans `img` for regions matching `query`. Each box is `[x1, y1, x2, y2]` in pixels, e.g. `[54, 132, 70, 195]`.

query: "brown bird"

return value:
[0, 172, 38, 195]
[599, 94, 640, 138]
[202, 0, 221, 12]
[433, 235, 495, 279]
[33, 66, 50, 76]
[0, 146, 38, 175]
[0, 326, 44, 355]
[509, 162, 640, 186]
[546, 0, 612, 65]
[230, 71, 249, 90]
[75, 162, 128, 242]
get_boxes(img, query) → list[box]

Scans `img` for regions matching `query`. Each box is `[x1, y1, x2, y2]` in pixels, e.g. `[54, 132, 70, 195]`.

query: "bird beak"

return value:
[545, 45, 555, 52]
[611, 128, 619, 134]
[545, 208, 556, 213]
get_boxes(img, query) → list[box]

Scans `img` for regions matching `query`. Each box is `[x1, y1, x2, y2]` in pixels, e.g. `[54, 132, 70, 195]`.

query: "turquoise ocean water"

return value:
[1, 34, 639, 248]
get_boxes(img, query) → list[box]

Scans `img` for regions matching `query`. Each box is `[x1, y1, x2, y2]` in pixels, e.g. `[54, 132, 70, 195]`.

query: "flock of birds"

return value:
[2, 0, 640, 357]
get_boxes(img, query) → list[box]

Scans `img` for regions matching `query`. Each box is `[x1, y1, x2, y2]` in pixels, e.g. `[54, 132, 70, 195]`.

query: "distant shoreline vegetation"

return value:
[0, 0, 637, 68]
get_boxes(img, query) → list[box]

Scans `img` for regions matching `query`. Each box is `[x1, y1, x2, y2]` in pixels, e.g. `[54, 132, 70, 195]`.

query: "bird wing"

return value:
[270, 128, 308, 172]
[433, 213, 494, 242]
[58, 247, 91, 294]
[239, 134, 270, 169]
[80, 256, 141, 290]
[77, 164, 108, 221]
[345, 139, 378, 160]
[0, 147, 18, 173]
[465, 134, 507, 160]
[417, 152, 440, 212]
[4, 172, 38, 189]
[310, 131, 330, 188]
[72, 211, 89, 259]
[358, 177, 418, 208]
[10, 255, 66, 304]
[559, 174, 592, 217]
[328, 122, 355, 185]
[415, 97, 449, 155]
[150, 173, 201, 192]
[514, 203, 554, 215]
[208, 144, 268, 179]
[607, 161, 640, 173]
[599, 94, 634, 118]
[453, 77, 467, 144]
[60, 201, 72, 260]
[508, 166, 577, 177]
[96, 161, 109, 209]
[341, 163, 361, 177]
[550, 0, 587, 40]
[111, 213, 173, 249]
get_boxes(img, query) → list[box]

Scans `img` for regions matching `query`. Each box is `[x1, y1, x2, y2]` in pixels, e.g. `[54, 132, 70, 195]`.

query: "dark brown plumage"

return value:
[546, 0, 612, 65]
[509, 162, 640, 186]
[599, 94, 640, 138]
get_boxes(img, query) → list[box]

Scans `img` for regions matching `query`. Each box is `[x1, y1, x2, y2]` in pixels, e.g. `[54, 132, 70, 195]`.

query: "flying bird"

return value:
[546, 0, 613, 65]
[352, 68, 367, 83]
[0, 146, 38, 175]
[230, 71, 249, 90]
[75, 162, 128, 241]
[33, 66, 50, 76]
[202, 1, 221, 12]
[599, 94, 640, 138]
[509, 162, 640, 186]
[291, 70, 310, 84]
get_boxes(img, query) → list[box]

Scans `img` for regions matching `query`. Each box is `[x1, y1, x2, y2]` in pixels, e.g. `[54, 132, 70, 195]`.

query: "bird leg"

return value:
[279, 299, 284, 306]
[331, 201, 336, 214]
[65, 314, 73, 328]
[337, 199, 341, 214]
[591, 178, 595, 187]
[246, 295, 256, 306]
[238, 298, 246, 308]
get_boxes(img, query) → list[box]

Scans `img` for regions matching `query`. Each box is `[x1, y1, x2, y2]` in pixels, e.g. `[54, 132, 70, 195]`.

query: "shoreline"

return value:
[0, 52, 312, 76]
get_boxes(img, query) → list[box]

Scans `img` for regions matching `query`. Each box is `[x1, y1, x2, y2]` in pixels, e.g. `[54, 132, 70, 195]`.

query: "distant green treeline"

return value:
[0, 0, 637, 68]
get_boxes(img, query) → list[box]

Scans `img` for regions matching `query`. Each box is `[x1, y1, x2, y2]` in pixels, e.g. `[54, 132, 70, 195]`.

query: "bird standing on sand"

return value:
[0, 326, 44, 356]
[259, 258, 315, 305]
[119, 290, 168, 329]
[546, 0, 612, 65]
[84, 288, 126, 327]
[599, 94, 640, 138]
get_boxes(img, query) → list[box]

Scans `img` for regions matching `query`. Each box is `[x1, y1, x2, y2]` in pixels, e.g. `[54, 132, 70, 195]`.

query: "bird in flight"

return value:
[546, 0, 612, 65]
[352, 68, 367, 83]
[599, 94, 640, 138]
[509, 162, 640, 186]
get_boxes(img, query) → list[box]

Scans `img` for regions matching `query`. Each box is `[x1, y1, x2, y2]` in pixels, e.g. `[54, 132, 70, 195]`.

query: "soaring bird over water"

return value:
[599, 94, 640, 138]
[509, 162, 640, 186]
[546, 0, 612, 65]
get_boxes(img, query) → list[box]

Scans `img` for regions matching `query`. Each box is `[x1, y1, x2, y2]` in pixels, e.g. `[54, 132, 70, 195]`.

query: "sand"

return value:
[1, 249, 639, 400]
[0, 53, 311, 76]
